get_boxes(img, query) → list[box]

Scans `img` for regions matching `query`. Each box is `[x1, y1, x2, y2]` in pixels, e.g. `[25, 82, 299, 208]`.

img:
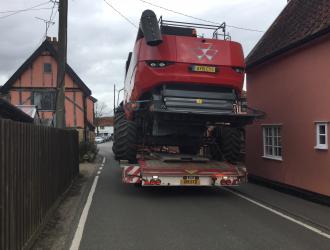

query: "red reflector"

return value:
[150, 178, 161, 185]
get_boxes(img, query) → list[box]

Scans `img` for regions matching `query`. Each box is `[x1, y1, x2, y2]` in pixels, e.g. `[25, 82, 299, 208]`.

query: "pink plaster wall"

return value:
[86, 97, 94, 124]
[13, 54, 78, 88]
[10, 91, 20, 105]
[11, 91, 32, 105]
[42, 111, 53, 120]
[65, 92, 74, 127]
[7, 52, 93, 129]
[22, 92, 31, 105]
[75, 92, 84, 127]
[246, 36, 330, 196]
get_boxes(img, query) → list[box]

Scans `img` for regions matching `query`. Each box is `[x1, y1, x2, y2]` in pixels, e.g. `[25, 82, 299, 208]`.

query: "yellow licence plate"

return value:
[191, 65, 217, 73]
[180, 179, 200, 185]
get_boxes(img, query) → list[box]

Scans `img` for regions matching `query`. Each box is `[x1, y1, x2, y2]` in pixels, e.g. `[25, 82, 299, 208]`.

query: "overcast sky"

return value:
[0, 0, 287, 114]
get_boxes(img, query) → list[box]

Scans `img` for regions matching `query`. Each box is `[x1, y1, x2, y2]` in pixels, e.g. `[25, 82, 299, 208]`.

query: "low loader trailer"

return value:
[121, 152, 247, 187]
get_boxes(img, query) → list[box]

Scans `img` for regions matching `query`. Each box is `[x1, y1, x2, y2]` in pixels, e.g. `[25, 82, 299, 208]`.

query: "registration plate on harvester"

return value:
[180, 176, 200, 185]
[190, 65, 218, 73]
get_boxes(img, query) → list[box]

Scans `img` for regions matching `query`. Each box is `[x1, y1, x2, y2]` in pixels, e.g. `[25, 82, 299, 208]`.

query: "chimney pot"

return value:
[53, 37, 57, 42]
[46, 36, 51, 41]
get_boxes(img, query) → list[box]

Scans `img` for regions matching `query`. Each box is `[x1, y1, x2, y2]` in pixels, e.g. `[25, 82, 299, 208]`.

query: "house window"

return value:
[263, 125, 282, 160]
[315, 123, 328, 150]
[33, 91, 56, 110]
[44, 63, 52, 73]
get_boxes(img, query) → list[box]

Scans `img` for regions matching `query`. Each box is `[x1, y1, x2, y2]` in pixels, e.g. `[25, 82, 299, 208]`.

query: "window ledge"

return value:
[262, 156, 283, 161]
[314, 121, 329, 123]
[314, 145, 328, 150]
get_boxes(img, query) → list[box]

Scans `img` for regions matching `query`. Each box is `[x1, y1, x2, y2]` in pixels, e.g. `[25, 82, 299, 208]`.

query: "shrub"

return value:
[79, 141, 99, 162]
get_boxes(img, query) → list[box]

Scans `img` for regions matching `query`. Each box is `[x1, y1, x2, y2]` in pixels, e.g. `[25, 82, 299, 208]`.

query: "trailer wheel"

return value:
[179, 145, 200, 155]
[220, 127, 242, 164]
[112, 110, 137, 163]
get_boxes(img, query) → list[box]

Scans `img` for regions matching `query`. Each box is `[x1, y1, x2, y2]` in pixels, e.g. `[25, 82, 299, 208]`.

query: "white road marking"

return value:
[70, 175, 100, 250]
[99, 167, 103, 170]
[97, 171, 101, 175]
[102, 157, 106, 164]
[225, 188, 330, 239]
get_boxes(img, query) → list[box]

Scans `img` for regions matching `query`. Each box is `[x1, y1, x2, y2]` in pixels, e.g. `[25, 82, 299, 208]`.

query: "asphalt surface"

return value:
[79, 142, 330, 250]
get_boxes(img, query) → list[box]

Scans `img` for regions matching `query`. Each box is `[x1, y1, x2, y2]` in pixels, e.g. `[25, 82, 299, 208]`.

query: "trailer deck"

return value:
[121, 152, 247, 187]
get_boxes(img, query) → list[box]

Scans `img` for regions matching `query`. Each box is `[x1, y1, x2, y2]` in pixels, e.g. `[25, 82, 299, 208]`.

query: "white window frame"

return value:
[315, 122, 328, 150]
[262, 125, 282, 160]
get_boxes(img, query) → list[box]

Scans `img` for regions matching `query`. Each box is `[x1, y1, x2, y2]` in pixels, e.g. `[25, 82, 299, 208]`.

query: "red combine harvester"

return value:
[113, 10, 261, 187]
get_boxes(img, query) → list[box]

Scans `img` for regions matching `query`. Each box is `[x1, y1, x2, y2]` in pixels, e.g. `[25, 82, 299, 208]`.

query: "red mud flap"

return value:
[122, 166, 142, 184]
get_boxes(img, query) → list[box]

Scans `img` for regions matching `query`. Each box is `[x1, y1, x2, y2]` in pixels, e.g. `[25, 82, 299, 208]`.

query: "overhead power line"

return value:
[0, 1, 51, 19]
[0, 7, 52, 14]
[103, 0, 138, 28]
[138, 0, 264, 33]
[35, 0, 58, 40]
[46, 0, 57, 35]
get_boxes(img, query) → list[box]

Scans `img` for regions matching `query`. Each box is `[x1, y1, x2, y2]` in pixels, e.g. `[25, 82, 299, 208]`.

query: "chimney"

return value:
[46, 36, 51, 41]
[52, 37, 57, 43]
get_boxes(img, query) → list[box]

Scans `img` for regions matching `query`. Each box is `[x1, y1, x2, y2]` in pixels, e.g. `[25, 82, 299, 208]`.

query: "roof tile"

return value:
[246, 0, 330, 69]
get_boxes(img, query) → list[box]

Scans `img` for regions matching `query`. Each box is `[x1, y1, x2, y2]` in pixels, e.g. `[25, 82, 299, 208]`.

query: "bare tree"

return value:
[94, 101, 108, 135]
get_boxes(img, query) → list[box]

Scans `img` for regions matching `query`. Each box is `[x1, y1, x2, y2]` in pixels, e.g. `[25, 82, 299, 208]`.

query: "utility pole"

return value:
[55, 0, 68, 128]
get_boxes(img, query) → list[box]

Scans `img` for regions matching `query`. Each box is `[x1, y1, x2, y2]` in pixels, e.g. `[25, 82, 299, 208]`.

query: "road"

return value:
[77, 142, 330, 250]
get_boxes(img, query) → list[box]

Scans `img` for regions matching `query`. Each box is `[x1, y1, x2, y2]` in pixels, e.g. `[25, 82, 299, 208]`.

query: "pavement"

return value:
[73, 142, 330, 250]
[32, 162, 99, 250]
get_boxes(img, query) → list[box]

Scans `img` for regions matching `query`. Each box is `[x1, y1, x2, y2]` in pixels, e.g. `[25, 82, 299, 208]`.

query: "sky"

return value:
[0, 0, 287, 115]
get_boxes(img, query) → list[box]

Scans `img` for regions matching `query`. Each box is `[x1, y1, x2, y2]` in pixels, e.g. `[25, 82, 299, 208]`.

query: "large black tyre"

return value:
[112, 112, 125, 155]
[112, 111, 137, 163]
[179, 145, 200, 155]
[220, 127, 242, 164]
[210, 143, 222, 161]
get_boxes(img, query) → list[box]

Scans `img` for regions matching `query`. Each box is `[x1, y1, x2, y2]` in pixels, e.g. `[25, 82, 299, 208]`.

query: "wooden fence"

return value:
[0, 119, 79, 250]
